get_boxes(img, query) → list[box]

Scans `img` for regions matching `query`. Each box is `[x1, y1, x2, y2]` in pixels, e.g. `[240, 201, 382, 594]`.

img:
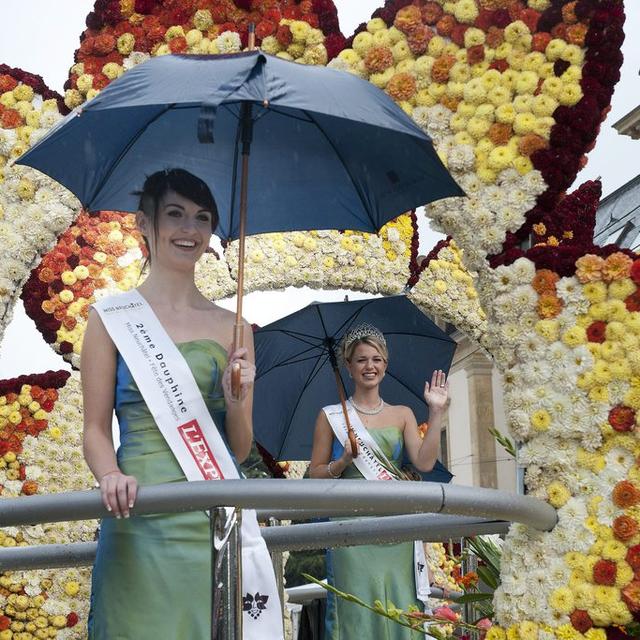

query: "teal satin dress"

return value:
[88, 339, 229, 640]
[325, 427, 422, 640]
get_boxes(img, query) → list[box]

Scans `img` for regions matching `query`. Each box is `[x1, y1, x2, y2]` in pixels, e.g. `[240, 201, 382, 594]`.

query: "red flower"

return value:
[593, 559, 616, 585]
[613, 481, 640, 508]
[627, 545, 640, 573]
[0, 616, 10, 631]
[67, 612, 79, 628]
[630, 260, 640, 285]
[609, 405, 635, 432]
[276, 24, 293, 47]
[586, 320, 607, 343]
[570, 609, 593, 633]
[21, 480, 38, 496]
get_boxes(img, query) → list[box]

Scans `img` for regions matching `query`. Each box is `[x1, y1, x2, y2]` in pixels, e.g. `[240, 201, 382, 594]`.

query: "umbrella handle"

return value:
[231, 322, 244, 400]
[333, 367, 358, 458]
[347, 427, 358, 458]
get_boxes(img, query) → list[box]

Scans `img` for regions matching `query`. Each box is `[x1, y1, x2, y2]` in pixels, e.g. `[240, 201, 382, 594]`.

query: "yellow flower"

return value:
[610, 601, 633, 625]
[59, 290, 74, 304]
[609, 278, 636, 300]
[559, 85, 582, 106]
[562, 325, 587, 346]
[486, 628, 506, 640]
[64, 581, 80, 596]
[588, 385, 609, 403]
[601, 539, 627, 562]
[323, 257, 335, 269]
[585, 629, 606, 640]
[513, 113, 537, 135]
[530, 409, 551, 431]
[583, 281, 607, 302]
[488, 145, 515, 170]
[13, 84, 34, 102]
[573, 582, 594, 609]
[549, 587, 574, 614]
[547, 481, 570, 507]
[555, 624, 582, 640]
[505, 626, 519, 640]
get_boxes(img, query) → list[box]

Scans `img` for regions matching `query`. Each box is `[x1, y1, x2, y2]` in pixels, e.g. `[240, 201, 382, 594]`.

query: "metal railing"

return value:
[0, 480, 556, 639]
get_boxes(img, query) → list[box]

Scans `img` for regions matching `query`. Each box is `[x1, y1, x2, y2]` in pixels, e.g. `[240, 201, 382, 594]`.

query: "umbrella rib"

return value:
[278, 350, 333, 458]
[257, 345, 326, 378]
[87, 104, 175, 210]
[302, 109, 377, 232]
[384, 369, 427, 406]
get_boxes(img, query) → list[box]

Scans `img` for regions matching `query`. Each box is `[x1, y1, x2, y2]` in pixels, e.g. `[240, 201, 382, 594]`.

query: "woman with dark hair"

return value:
[82, 169, 282, 638]
[309, 324, 450, 640]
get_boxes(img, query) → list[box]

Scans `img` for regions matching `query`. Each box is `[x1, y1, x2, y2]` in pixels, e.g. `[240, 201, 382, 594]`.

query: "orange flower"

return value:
[561, 1, 578, 23]
[0, 74, 19, 92]
[488, 122, 513, 146]
[435, 14, 456, 37]
[613, 515, 639, 541]
[459, 571, 479, 588]
[21, 480, 38, 496]
[518, 134, 548, 157]
[602, 252, 633, 282]
[386, 73, 417, 102]
[532, 269, 559, 294]
[537, 293, 562, 318]
[421, 2, 443, 25]
[533, 222, 547, 236]
[486, 26, 504, 48]
[394, 5, 423, 34]
[0, 108, 23, 129]
[575, 254, 604, 283]
[431, 55, 456, 83]
[407, 26, 433, 55]
[566, 23, 587, 46]
[627, 545, 640, 573]
[622, 580, 640, 613]
[364, 46, 394, 73]
[569, 610, 592, 633]
[532, 31, 552, 52]
[613, 480, 640, 508]
[440, 94, 460, 112]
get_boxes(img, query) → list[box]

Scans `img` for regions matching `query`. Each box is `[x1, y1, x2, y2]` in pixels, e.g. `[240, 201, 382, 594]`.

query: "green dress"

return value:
[325, 427, 423, 640]
[88, 339, 229, 640]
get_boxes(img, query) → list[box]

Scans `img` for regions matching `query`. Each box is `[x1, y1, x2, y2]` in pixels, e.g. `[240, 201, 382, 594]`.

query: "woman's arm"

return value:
[222, 320, 255, 463]
[81, 310, 137, 517]
[309, 410, 353, 479]
[403, 369, 450, 472]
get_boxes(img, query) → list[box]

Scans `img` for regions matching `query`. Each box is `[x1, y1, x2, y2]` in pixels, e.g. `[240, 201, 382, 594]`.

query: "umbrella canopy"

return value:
[253, 295, 457, 461]
[17, 51, 463, 240]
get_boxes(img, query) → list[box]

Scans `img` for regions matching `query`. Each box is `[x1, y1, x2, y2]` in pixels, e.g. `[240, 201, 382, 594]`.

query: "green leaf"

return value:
[476, 566, 499, 590]
[454, 593, 494, 604]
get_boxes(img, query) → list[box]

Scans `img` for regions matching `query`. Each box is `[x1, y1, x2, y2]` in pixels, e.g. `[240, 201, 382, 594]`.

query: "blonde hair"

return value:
[342, 335, 388, 363]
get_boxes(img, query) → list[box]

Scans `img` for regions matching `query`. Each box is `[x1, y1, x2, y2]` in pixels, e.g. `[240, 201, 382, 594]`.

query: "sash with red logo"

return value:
[94, 290, 283, 639]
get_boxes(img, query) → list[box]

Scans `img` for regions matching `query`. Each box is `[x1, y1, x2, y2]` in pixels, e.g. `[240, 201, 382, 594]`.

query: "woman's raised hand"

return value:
[222, 346, 256, 404]
[424, 369, 450, 412]
[100, 469, 138, 519]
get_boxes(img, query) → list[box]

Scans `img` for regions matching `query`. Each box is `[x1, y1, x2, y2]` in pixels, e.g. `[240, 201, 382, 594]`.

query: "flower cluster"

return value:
[224, 213, 416, 295]
[21, 211, 146, 368]
[0, 372, 94, 638]
[0, 65, 78, 343]
[64, 0, 345, 110]
[409, 238, 487, 344]
[425, 542, 464, 594]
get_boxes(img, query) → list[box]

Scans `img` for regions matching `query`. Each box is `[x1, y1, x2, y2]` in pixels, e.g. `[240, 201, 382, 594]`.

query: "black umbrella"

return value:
[253, 296, 456, 465]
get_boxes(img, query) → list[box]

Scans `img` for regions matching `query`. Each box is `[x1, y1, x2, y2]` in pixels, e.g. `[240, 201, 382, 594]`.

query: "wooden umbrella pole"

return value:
[231, 24, 257, 399]
[332, 367, 359, 458]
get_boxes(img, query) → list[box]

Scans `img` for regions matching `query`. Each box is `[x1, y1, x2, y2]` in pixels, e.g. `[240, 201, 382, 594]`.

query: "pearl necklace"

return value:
[349, 396, 385, 415]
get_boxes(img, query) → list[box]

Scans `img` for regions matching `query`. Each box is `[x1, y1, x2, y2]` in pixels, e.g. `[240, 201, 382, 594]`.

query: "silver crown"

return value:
[342, 323, 386, 351]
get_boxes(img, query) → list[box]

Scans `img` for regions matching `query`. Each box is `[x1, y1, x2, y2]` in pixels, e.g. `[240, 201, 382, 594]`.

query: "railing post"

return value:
[460, 537, 478, 628]
[267, 517, 285, 617]
[211, 507, 243, 640]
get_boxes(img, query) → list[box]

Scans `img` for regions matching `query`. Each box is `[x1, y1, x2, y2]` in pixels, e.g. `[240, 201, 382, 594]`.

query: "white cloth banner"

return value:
[95, 290, 283, 639]
[323, 402, 431, 606]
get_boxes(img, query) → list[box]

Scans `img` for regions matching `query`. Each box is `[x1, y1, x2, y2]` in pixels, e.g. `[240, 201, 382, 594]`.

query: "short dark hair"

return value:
[135, 168, 219, 262]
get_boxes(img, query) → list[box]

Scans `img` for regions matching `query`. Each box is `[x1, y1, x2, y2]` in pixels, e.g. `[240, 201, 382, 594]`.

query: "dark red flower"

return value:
[569, 610, 593, 633]
[609, 405, 636, 432]
[593, 559, 617, 585]
[586, 321, 607, 343]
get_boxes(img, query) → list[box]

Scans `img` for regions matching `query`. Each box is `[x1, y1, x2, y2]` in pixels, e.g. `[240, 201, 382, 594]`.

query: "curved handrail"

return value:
[0, 479, 556, 529]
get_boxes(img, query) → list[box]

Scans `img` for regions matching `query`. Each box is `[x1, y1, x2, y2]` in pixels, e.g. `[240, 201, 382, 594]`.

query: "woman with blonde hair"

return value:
[309, 323, 450, 640]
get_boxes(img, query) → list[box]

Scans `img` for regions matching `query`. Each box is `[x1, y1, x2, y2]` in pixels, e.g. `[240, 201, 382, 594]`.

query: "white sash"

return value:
[95, 290, 283, 639]
[323, 402, 431, 606]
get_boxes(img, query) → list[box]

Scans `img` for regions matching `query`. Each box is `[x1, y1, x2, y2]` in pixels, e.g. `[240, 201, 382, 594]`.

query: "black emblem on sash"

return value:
[417, 562, 425, 573]
[243, 592, 269, 619]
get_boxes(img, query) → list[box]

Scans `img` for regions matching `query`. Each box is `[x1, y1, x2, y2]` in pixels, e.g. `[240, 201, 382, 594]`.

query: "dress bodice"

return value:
[331, 426, 404, 479]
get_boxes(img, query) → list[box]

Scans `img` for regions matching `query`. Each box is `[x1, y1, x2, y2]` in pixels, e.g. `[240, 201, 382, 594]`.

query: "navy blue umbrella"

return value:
[17, 47, 463, 389]
[253, 296, 456, 469]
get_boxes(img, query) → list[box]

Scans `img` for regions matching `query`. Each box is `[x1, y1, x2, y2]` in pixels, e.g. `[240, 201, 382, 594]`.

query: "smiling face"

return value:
[137, 189, 214, 271]
[346, 341, 388, 391]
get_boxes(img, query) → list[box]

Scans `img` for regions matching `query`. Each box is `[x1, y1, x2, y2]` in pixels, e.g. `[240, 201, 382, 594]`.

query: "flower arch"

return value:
[0, 0, 632, 637]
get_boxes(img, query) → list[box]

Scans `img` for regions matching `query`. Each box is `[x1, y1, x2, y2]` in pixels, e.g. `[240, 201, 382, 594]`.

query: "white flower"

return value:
[123, 51, 150, 71]
[216, 31, 242, 54]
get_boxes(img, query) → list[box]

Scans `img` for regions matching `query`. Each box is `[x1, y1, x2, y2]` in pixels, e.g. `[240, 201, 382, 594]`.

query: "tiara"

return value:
[342, 323, 386, 351]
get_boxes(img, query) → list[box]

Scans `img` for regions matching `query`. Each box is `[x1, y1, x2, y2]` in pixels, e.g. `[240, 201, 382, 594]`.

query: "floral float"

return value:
[0, 0, 632, 637]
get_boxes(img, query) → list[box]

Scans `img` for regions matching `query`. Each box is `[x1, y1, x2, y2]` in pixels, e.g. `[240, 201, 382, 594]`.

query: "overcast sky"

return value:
[0, 1, 638, 378]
